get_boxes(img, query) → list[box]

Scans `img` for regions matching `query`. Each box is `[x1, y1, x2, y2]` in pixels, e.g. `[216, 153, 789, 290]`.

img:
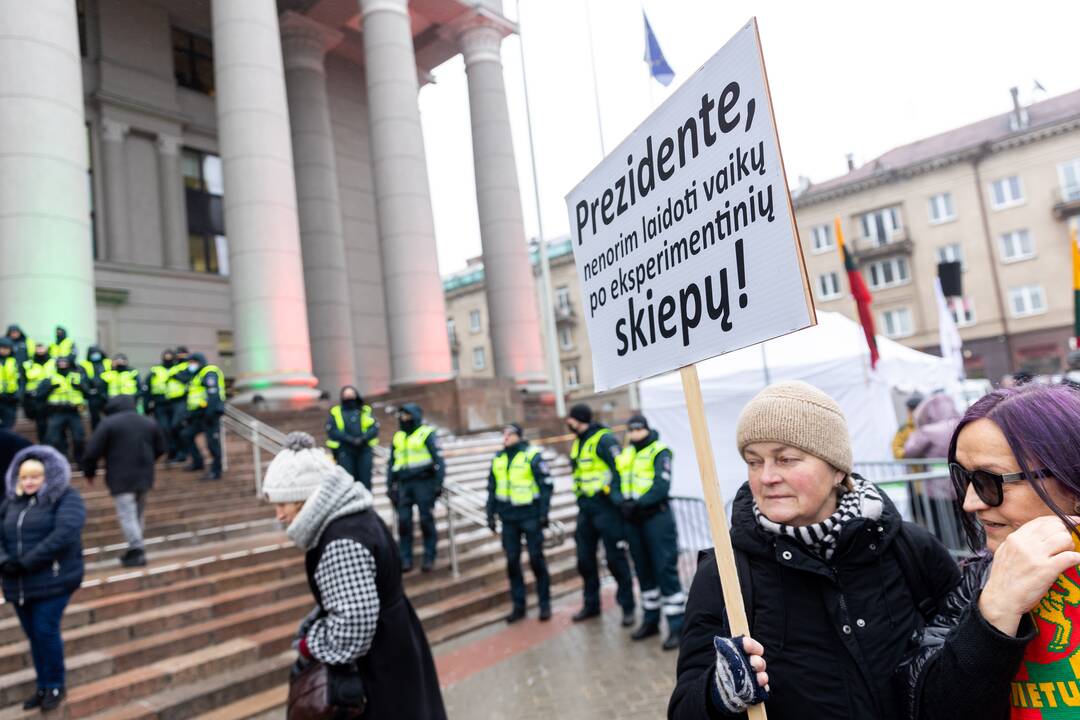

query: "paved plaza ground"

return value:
[437, 587, 678, 719]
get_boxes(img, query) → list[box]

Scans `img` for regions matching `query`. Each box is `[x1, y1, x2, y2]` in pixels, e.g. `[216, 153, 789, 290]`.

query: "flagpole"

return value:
[583, 0, 607, 156]
[514, 0, 566, 418]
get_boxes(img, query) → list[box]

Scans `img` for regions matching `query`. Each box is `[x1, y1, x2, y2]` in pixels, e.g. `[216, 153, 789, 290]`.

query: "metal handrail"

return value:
[222, 404, 285, 496]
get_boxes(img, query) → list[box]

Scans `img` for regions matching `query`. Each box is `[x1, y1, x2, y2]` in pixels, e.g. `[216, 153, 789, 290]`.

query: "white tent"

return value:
[638, 311, 960, 501]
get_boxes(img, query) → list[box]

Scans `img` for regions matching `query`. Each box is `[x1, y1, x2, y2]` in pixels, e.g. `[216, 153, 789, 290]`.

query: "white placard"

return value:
[565, 18, 815, 391]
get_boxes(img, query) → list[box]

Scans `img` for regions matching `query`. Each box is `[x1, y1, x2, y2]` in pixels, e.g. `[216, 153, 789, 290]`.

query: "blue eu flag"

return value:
[643, 12, 674, 86]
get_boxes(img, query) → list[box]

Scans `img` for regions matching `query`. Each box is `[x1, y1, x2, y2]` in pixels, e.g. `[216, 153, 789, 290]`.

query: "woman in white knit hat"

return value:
[263, 432, 445, 720]
[668, 381, 959, 720]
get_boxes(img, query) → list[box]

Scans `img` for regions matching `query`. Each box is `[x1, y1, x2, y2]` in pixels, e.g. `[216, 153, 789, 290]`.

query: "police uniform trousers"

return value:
[626, 503, 685, 632]
[0, 397, 16, 429]
[22, 396, 47, 442]
[179, 410, 222, 473]
[397, 478, 438, 565]
[574, 497, 635, 614]
[45, 407, 85, 461]
[334, 447, 373, 490]
[160, 399, 187, 460]
[86, 395, 104, 430]
[499, 510, 551, 612]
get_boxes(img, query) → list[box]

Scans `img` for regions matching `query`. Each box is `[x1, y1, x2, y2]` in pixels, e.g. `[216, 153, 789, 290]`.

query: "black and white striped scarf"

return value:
[753, 476, 883, 560]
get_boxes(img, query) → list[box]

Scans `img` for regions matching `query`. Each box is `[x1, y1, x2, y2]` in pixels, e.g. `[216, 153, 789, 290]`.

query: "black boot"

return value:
[505, 607, 527, 624]
[121, 549, 147, 568]
[538, 607, 552, 622]
[571, 607, 600, 623]
[631, 622, 660, 641]
[23, 689, 44, 710]
[199, 471, 221, 481]
[621, 609, 636, 628]
[662, 630, 681, 651]
[401, 559, 414, 573]
[40, 687, 64, 712]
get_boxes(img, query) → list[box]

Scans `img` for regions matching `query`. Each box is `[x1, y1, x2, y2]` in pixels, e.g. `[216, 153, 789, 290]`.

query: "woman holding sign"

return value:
[901, 384, 1080, 719]
[669, 381, 959, 719]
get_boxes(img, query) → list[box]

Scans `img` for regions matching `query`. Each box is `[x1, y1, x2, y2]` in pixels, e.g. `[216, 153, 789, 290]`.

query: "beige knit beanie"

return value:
[262, 432, 337, 503]
[736, 381, 852, 474]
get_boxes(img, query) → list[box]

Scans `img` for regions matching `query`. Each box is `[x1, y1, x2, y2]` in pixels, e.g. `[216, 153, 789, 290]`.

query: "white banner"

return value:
[565, 19, 814, 391]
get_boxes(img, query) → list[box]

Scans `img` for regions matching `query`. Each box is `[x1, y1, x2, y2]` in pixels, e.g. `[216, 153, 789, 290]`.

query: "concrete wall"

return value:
[326, 55, 392, 395]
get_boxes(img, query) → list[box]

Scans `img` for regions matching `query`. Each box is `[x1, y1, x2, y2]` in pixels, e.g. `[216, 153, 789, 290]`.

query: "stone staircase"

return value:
[0, 412, 584, 718]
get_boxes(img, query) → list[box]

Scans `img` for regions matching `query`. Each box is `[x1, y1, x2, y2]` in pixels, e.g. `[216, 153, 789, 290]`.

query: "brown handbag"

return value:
[287, 661, 367, 720]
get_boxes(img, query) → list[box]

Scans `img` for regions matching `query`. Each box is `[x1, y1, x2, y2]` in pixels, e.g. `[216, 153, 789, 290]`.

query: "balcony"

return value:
[852, 229, 914, 263]
[554, 304, 577, 324]
[1052, 186, 1080, 220]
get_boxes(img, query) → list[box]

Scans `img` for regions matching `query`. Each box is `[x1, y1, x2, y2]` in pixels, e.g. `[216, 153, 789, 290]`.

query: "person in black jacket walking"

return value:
[900, 384, 1080, 720]
[262, 432, 447, 720]
[82, 396, 166, 567]
[0, 444, 86, 712]
[669, 381, 959, 720]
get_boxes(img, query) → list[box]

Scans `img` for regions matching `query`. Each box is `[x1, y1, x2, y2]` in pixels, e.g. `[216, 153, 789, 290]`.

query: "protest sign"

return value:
[565, 20, 813, 717]
[565, 18, 814, 391]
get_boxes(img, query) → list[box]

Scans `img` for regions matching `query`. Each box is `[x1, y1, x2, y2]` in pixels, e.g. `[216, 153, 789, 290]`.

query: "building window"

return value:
[865, 257, 910, 290]
[172, 28, 214, 95]
[76, 0, 88, 57]
[935, 243, 965, 270]
[469, 310, 481, 333]
[927, 192, 955, 224]
[810, 224, 834, 254]
[858, 206, 902, 246]
[565, 364, 580, 388]
[880, 308, 914, 338]
[948, 297, 976, 328]
[816, 272, 841, 300]
[1008, 285, 1047, 317]
[183, 148, 228, 275]
[446, 318, 457, 346]
[558, 326, 574, 350]
[555, 286, 572, 312]
[451, 352, 460, 374]
[1058, 158, 1080, 202]
[990, 175, 1024, 210]
[999, 229, 1034, 263]
[472, 346, 486, 370]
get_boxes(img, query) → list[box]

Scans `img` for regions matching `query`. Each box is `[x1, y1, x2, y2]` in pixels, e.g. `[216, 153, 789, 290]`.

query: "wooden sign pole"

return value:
[680, 364, 767, 719]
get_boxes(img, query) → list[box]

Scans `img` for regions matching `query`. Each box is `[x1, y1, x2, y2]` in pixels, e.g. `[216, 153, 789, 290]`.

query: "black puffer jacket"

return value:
[898, 555, 1035, 720]
[669, 482, 959, 720]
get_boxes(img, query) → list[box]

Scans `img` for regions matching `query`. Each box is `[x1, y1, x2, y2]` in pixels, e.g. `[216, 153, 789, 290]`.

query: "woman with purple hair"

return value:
[901, 383, 1080, 719]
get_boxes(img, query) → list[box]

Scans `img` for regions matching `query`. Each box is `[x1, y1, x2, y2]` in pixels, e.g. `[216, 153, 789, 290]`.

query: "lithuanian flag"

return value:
[1072, 223, 1080, 341]
[835, 217, 880, 368]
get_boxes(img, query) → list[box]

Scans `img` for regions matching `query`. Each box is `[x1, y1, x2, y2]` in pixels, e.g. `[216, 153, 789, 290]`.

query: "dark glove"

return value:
[349, 436, 364, 447]
[487, 516, 497, 533]
[0, 560, 24, 578]
[388, 486, 399, 506]
[711, 635, 769, 712]
[620, 500, 639, 521]
[435, 484, 444, 499]
[540, 516, 550, 530]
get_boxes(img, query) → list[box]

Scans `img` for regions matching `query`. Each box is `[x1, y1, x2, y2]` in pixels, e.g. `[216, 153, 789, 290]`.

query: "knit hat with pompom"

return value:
[261, 431, 337, 503]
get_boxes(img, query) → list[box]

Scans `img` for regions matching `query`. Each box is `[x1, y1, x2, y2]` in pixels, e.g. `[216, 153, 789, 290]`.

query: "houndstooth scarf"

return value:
[753, 475, 883, 560]
[287, 464, 374, 551]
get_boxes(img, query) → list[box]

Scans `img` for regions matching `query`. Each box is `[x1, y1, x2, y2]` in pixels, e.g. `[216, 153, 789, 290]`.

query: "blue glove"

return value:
[711, 635, 769, 713]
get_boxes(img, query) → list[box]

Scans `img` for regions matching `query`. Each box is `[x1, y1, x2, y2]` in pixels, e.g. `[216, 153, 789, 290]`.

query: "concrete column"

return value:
[0, 0, 96, 352]
[156, 133, 189, 270]
[281, 12, 356, 398]
[359, 0, 452, 387]
[459, 17, 546, 385]
[101, 118, 132, 263]
[211, 0, 318, 401]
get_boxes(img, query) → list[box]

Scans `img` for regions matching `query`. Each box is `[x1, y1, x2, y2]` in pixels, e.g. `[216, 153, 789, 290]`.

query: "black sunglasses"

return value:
[949, 462, 1051, 507]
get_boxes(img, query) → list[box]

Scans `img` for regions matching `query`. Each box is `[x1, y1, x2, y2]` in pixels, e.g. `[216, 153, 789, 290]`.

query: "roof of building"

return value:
[442, 236, 574, 293]
[795, 88, 1080, 206]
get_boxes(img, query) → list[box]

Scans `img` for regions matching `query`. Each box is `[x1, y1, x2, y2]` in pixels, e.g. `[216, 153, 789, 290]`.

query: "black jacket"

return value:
[306, 510, 446, 720]
[82, 396, 166, 495]
[669, 482, 959, 720]
[485, 441, 553, 523]
[899, 556, 1034, 720]
[325, 397, 379, 453]
[0, 445, 86, 603]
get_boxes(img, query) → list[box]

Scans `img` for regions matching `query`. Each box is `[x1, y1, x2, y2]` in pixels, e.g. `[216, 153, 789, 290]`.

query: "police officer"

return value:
[324, 385, 379, 489]
[486, 423, 553, 623]
[177, 353, 225, 480]
[565, 403, 636, 626]
[164, 347, 191, 462]
[0, 339, 20, 429]
[102, 354, 140, 401]
[48, 326, 75, 359]
[387, 403, 443, 573]
[22, 344, 51, 441]
[617, 414, 685, 650]
[37, 354, 86, 460]
[145, 349, 182, 459]
[79, 345, 111, 429]
[5, 325, 33, 364]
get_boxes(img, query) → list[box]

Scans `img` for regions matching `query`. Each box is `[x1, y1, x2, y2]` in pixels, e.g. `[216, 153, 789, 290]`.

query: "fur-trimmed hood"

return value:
[4, 444, 72, 501]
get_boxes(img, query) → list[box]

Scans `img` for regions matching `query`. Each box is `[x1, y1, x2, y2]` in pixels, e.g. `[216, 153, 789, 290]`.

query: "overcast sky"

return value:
[418, 0, 1080, 273]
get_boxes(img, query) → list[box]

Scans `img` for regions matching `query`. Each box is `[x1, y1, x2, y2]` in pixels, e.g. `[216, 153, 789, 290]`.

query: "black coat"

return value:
[306, 509, 446, 720]
[82, 396, 166, 495]
[669, 483, 959, 720]
[898, 556, 1034, 720]
[0, 445, 86, 603]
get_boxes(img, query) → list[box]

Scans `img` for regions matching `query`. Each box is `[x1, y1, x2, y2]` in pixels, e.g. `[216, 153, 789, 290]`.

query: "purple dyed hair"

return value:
[948, 384, 1080, 551]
